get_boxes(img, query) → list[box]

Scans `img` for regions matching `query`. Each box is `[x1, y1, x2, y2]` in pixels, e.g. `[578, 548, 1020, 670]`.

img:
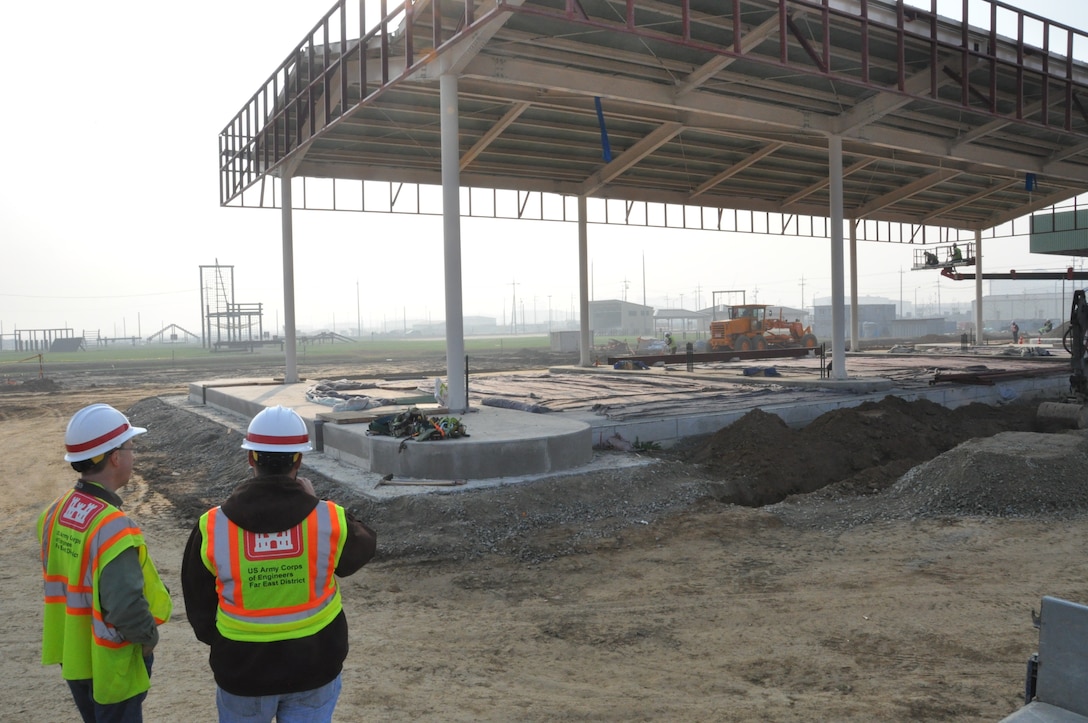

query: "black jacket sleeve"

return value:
[335, 509, 377, 577]
[180, 524, 221, 646]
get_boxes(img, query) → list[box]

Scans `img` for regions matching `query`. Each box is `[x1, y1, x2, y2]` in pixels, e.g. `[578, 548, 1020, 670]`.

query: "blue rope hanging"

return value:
[594, 97, 613, 162]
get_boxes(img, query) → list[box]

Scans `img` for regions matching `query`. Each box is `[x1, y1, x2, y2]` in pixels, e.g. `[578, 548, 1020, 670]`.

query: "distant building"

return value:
[655, 308, 709, 334]
[978, 289, 1070, 327]
[814, 302, 895, 334]
[589, 300, 654, 336]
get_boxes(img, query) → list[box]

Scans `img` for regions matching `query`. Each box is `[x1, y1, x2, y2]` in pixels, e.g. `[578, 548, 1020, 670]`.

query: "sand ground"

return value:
[3, 353, 1084, 722]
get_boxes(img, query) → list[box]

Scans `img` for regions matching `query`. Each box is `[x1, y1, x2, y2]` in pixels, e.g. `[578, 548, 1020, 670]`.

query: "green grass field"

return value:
[0, 333, 564, 369]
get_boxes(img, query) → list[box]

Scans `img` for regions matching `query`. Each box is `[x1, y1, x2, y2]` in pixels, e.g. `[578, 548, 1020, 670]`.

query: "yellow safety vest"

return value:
[38, 488, 172, 704]
[198, 501, 347, 642]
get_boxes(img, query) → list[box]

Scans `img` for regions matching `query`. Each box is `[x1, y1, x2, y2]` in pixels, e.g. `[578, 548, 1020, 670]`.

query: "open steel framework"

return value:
[219, 0, 1088, 397]
[222, 0, 1088, 230]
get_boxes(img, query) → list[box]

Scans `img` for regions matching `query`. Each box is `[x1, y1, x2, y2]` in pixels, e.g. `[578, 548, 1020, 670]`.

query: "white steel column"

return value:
[578, 196, 591, 366]
[829, 136, 847, 379]
[849, 219, 859, 353]
[280, 174, 298, 384]
[975, 229, 984, 347]
[441, 73, 467, 412]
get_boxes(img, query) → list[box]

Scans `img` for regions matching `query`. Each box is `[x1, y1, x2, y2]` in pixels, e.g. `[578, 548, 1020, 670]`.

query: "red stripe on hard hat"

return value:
[66, 423, 129, 453]
[246, 432, 309, 445]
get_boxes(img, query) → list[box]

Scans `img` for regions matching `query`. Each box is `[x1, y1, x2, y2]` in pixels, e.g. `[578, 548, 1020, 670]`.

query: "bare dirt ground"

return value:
[4, 350, 1088, 722]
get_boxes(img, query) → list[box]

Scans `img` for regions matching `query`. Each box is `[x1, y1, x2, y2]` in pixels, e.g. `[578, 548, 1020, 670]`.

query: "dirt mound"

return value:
[0, 377, 61, 393]
[128, 397, 253, 521]
[688, 396, 1038, 507]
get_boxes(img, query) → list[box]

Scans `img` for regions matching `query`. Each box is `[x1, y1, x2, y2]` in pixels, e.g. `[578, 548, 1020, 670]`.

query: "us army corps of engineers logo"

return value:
[244, 526, 303, 560]
[60, 492, 106, 532]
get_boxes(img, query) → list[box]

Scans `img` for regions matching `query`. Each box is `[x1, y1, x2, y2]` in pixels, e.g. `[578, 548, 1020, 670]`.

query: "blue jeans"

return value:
[67, 653, 153, 723]
[216, 675, 341, 723]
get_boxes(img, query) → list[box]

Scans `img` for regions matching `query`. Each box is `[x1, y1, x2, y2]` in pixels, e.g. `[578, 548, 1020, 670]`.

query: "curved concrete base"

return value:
[324, 406, 593, 478]
[189, 381, 593, 479]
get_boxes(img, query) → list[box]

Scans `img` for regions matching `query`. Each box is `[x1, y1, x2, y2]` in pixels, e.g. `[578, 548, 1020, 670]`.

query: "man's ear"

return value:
[247, 451, 257, 469]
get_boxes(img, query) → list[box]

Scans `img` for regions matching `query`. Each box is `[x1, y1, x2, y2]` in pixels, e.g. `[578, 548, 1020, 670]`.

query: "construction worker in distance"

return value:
[666, 332, 677, 355]
[38, 403, 172, 722]
[181, 405, 377, 723]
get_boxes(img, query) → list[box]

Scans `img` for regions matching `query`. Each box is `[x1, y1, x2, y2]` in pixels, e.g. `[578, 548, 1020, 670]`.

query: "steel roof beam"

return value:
[689, 142, 785, 199]
[921, 179, 1019, 223]
[460, 101, 531, 172]
[852, 168, 962, 219]
[782, 158, 875, 208]
[579, 122, 684, 196]
[674, 14, 782, 96]
[832, 59, 954, 135]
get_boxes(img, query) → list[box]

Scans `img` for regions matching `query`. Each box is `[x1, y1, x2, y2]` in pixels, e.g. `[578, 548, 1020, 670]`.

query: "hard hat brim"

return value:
[64, 425, 147, 462]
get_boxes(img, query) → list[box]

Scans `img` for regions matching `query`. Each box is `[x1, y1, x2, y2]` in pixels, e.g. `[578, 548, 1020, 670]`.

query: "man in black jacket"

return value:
[181, 406, 377, 723]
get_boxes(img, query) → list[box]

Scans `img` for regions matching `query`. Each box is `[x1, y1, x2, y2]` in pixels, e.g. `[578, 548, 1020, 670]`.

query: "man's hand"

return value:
[296, 476, 316, 496]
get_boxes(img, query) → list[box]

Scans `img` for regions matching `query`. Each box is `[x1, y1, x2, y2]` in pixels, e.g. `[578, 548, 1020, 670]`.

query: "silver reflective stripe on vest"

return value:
[87, 513, 139, 643]
[43, 579, 67, 598]
[311, 501, 337, 593]
[206, 507, 236, 603]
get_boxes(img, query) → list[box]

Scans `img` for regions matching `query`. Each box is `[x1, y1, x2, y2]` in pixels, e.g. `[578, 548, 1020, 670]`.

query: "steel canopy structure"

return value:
[220, 0, 1088, 402]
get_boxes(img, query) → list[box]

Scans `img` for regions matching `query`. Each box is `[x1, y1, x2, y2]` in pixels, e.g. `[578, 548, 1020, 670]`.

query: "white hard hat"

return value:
[241, 406, 312, 453]
[64, 404, 147, 462]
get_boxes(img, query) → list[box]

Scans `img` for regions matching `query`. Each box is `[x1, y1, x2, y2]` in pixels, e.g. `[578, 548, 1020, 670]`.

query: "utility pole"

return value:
[899, 267, 904, 319]
[510, 279, 518, 334]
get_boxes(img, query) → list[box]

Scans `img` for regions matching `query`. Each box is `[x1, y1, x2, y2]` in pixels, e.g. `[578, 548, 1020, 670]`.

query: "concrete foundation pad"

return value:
[188, 356, 1070, 493]
[188, 379, 593, 480]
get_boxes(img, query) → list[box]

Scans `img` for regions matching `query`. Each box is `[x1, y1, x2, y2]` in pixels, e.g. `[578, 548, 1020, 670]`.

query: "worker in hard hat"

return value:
[181, 405, 377, 722]
[38, 403, 173, 721]
[666, 332, 677, 354]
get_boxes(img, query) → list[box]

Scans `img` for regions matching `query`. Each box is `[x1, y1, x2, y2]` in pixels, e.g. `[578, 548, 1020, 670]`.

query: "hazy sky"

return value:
[2, 0, 1086, 338]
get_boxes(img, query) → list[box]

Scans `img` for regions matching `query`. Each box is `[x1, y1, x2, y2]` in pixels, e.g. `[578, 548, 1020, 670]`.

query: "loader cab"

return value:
[730, 305, 766, 331]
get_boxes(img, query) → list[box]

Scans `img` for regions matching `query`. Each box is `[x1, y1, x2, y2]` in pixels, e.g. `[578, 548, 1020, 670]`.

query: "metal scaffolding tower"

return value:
[199, 261, 266, 350]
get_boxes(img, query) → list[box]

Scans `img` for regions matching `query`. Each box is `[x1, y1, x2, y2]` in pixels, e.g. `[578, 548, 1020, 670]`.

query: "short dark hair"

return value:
[70, 449, 117, 475]
[249, 450, 299, 475]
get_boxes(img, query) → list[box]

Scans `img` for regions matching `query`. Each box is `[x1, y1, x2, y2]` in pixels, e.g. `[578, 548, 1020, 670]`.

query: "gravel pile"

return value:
[880, 431, 1088, 519]
[770, 430, 1088, 529]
